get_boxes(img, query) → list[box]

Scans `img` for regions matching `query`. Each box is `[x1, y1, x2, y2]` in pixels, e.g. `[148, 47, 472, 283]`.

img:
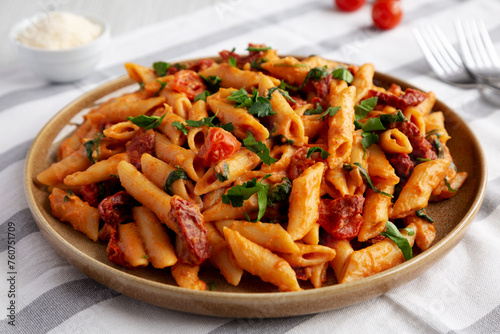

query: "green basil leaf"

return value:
[380, 221, 413, 261]
[354, 97, 378, 121]
[362, 117, 386, 132]
[171, 121, 188, 135]
[379, 110, 407, 126]
[164, 167, 189, 196]
[304, 105, 324, 116]
[194, 90, 211, 102]
[433, 138, 445, 159]
[200, 75, 222, 92]
[229, 56, 237, 67]
[361, 131, 379, 150]
[243, 131, 277, 165]
[267, 87, 296, 103]
[250, 58, 268, 70]
[153, 61, 170, 76]
[415, 208, 435, 223]
[444, 177, 458, 192]
[350, 162, 393, 198]
[307, 147, 330, 159]
[127, 113, 166, 130]
[314, 106, 341, 121]
[332, 67, 354, 84]
[152, 79, 167, 97]
[247, 46, 271, 52]
[227, 88, 252, 108]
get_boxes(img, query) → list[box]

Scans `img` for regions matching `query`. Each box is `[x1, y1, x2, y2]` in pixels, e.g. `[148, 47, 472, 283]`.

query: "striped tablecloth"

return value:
[1, 0, 500, 332]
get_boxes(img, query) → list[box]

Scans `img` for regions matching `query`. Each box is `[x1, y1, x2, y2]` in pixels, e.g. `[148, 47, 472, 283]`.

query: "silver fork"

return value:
[455, 18, 500, 85]
[413, 25, 478, 88]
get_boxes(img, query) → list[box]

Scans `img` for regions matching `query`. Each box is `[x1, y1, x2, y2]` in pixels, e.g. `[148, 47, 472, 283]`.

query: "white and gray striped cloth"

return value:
[1, 0, 500, 333]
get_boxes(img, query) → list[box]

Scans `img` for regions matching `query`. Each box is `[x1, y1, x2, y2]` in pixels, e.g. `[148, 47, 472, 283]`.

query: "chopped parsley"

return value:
[153, 61, 169, 76]
[164, 167, 189, 196]
[172, 112, 234, 135]
[361, 131, 379, 150]
[304, 105, 341, 121]
[222, 175, 271, 222]
[243, 131, 277, 165]
[266, 177, 292, 207]
[215, 163, 230, 182]
[380, 221, 414, 261]
[63, 189, 74, 202]
[267, 86, 296, 103]
[84, 132, 104, 164]
[379, 110, 407, 125]
[229, 56, 237, 67]
[127, 113, 166, 130]
[227, 88, 276, 117]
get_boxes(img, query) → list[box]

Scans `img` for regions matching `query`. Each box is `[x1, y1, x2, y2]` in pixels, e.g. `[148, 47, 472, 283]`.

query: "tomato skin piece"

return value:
[197, 127, 241, 167]
[171, 70, 206, 100]
[372, 0, 403, 30]
[335, 0, 366, 12]
[318, 195, 365, 240]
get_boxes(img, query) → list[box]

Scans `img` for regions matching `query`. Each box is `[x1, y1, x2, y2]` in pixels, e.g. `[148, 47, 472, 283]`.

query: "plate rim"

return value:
[24, 58, 488, 317]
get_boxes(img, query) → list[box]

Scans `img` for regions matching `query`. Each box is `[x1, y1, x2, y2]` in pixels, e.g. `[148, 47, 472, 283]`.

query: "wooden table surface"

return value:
[0, 0, 214, 70]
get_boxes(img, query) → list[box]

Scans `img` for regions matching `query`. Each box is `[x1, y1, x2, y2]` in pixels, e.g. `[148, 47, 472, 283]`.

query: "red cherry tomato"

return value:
[171, 70, 206, 100]
[335, 0, 366, 12]
[197, 127, 241, 167]
[372, 0, 403, 30]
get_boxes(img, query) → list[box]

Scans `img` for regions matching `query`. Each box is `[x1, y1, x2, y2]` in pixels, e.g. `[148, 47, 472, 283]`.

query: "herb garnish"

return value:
[153, 61, 169, 76]
[332, 67, 354, 84]
[307, 147, 330, 159]
[343, 162, 393, 198]
[127, 113, 166, 130]
[194, 91, 211, 102]
[267, 86, 296, 103]
[227, 88, 276, 117]
[444, 177, 457, 192]
[243, 131, 277, 165]
[247, 46, 271, 52]
[354, 97, 378, 121]
[380, 221, 414, 261]
[215, 163, 230, 182]
[266, 177, 292, 207]
[361, 131, 379, 150]
[64, 189, 74, 202]
[229, 56, 237, 67]
[84, 133, 104, 164]
[222, 175, 271, 222]
[152, 80, 167, 97]
[415, 208, 434, 223]
[200, 75, 222, 92]
[164, 167, 189, 195]
[172, 112, 234, 135]
[433, 138, 445, 159]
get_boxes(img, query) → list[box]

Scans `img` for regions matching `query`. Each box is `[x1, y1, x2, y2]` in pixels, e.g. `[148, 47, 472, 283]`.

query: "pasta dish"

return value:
[36, 44, 467, 292]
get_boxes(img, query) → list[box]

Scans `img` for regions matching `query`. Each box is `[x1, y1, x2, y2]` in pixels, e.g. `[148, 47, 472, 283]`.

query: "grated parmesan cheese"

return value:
[17, 11, 103, 50]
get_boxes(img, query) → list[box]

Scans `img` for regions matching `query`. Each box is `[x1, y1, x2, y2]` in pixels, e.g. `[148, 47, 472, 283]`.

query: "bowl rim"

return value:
[24, 57, 488, 317]
[9, 10, 110, 53]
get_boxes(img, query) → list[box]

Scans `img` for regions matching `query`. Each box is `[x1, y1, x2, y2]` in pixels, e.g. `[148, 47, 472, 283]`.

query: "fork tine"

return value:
[476, 19, 500, 68]
[413, 27, 447, 76]
[463, 19, 485, 67]
[469, 19, 492, 67]
[433, 25, 464, 69]
[455, 19, 476, 68]
[421, 25, 457, 74]
[427, 24, 463, 72]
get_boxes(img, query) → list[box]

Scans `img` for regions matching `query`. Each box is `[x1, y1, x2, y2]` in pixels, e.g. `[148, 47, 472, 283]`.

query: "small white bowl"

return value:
[9, 12, 110, 83]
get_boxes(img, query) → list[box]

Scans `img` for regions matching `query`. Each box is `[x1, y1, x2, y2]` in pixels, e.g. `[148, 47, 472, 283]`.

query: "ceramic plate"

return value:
[24, 58, 487, 318]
